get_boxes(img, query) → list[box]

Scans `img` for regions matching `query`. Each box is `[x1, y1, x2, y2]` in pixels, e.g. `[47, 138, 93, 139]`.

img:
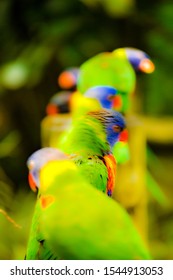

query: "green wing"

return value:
[78, 52, 135, 94]
[77, 52, 136, 112]
[40, 161, 151, 260]
[72, 154, 108, 193]
[25, 198, 59, 260]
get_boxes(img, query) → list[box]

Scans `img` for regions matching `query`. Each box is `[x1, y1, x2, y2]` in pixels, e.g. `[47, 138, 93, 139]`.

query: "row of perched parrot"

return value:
[25, 47, 155, 260]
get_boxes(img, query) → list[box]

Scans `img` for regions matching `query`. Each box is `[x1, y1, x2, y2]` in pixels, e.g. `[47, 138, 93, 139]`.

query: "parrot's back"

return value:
[40, 165, 151, 260]
[78, 52, 136, 95]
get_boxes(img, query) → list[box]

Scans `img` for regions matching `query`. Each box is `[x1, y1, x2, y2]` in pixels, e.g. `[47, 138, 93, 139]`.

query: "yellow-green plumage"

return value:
[59, 112, 110, 156]
[78, 51, 135, 94]
[25, 200, 57, 260]
[57, 109, 125, 193]
[39, 161, 151, 260]
[25, 109, 126, 259]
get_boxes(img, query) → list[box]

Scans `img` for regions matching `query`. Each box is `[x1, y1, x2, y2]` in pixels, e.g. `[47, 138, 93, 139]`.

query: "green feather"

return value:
[78, 52, 135, 94]
[39, 161, 151, 260]
[71, 154, 108, 193]
[59, 113, 109, 156]
[77, 51, 136, 113]
[25, 200, 58, 260]
[56, 111, 112, 193]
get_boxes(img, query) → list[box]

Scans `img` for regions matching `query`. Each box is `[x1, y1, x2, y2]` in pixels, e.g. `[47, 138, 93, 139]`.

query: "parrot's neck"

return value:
[66, 116, 111, 156]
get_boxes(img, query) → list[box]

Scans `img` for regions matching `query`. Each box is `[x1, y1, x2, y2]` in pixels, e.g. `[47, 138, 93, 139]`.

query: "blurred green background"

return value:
[0, 0, 173, 259]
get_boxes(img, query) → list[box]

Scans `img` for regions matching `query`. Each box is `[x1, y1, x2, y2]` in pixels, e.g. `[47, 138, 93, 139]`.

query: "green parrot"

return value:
[58, 109, 125, 196]
[61, 80, 164, 208]
[79, 85, 130, 164]
[26, 148, 68, 260]
[39, 160, 151, 260]
[25, 109, 126, 259]
[77, 47, 155, 113]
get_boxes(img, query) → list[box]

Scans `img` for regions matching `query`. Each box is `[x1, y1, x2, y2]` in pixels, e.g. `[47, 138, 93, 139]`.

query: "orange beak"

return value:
[28, 172, 37, 192]
[112, 95, 122, 110]
[46, 103, 59, 115]
[139, 58, 155, 73]
[119, 129, 128, 142]
[58, 71, 76, 89]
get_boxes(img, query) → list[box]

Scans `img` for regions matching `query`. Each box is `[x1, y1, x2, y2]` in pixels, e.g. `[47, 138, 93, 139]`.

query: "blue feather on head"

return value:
[27, 147, 67, 189]
[88, 109, 126, 148]
[124, 48, 155, 73]
[84, 86, 118, 109]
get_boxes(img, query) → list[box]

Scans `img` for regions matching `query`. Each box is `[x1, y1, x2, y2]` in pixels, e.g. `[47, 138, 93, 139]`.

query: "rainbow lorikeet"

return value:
[31, 109, 126, 196]
[68, 85, 118, 121]
[26, 109, 125, 259]
[26, 148, 68, 260]
[77, 47, 155, 113]
[56, 86, 119, 143]
[42, 85, 119, 149]
[58, 109, 125, 196]
[78, 51, 164, 206]
[38, 160, 151, 260]
[84, 85, 118, 109]
[80, 85, 130, 164]
[74, 84, 165, 212]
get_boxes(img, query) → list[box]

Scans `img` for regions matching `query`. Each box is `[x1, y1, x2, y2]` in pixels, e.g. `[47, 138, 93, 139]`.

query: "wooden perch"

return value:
[114, 115, 148, 244]
[140, 115, 173, 144]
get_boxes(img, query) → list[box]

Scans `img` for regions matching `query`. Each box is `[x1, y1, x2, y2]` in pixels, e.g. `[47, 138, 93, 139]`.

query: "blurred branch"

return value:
[141, 115, 173, 144]
[0, 209, 22, 229]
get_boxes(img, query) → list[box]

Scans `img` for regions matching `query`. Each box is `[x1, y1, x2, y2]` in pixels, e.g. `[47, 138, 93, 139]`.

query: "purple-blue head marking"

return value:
[104, 110, 126, 148]
[88, 109, 126, 148]
[27, 147, 68, 190]
[124, 48, 155, 73]
[84, 86, 118, 109]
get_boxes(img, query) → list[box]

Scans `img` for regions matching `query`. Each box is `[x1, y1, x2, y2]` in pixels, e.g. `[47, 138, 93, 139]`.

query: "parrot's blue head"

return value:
[84, 86, 118, 109]
[104, 110, 126, 148]
[88, 109, 126, 148]
[124, 47, 155, 73]
[27, 147, 68, 191]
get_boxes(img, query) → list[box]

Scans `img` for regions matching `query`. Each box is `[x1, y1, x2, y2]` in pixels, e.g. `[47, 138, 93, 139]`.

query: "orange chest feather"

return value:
[103, 154, 116, 196]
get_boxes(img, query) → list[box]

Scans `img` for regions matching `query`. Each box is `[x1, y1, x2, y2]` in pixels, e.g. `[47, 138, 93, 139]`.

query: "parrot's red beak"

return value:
[119, 129, 128, 142]
[58, 71, 76, 89]
[28, 172, 37, 192]
[139, 58, 155, 73]
[46, 103, 59, 115]
[112, 95, 122, 111]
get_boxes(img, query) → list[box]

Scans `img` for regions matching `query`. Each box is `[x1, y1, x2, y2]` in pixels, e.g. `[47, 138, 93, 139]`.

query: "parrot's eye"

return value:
[107, 94, 114, 101]
[113, 125, 122, 132]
